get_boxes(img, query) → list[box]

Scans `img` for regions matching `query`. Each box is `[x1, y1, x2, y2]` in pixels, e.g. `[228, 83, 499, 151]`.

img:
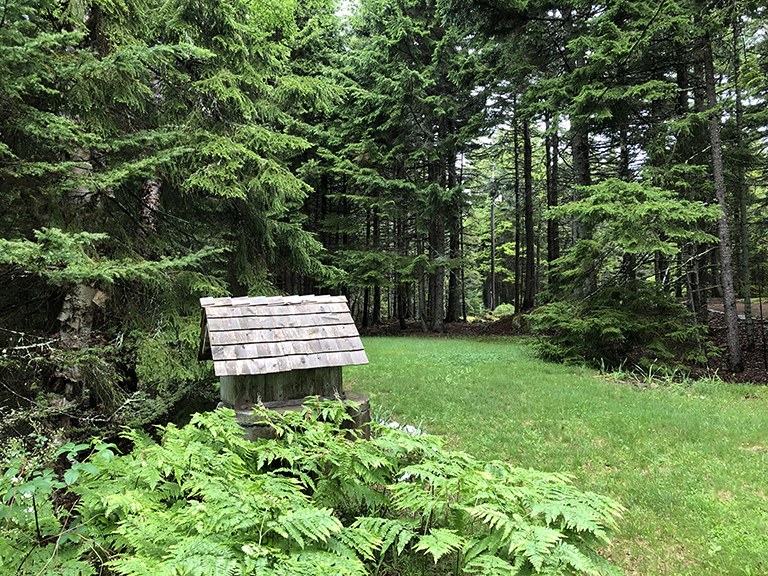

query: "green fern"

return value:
[414, 528, 465, 564]
[463, 552, 520, 576]
[269, 508, 344, 548]
[60, 402, 623, 575]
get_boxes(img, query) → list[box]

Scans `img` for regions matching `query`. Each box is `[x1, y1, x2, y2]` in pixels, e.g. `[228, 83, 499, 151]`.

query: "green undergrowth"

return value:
[345, 337, 768, 576]
[2, 399, 622, 575]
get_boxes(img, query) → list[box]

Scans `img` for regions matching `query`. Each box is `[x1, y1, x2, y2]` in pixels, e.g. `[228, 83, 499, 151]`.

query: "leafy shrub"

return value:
[3, 400, 624, 575]
[529, 282, 711, 369]
[0, 440, 116, 575]
[490, 303, 516, 319]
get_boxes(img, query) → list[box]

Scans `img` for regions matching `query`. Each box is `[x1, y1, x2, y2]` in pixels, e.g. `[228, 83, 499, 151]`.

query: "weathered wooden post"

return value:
[198, 295, 370, 439]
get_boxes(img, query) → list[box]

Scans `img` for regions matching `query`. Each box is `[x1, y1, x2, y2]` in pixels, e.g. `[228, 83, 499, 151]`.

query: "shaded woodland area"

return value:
[2, 0, 768, 438]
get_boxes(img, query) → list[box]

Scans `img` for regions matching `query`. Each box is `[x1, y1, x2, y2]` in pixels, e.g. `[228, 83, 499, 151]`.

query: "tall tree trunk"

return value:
[490, 186, 496, 311]
[446, 138, 462, 323]
[675, 56, 707, 323]
[372, 207, 381, 325]
[429, 201, 446, 332]
[692, 42, 711, 322]
[417, 232, 428, 332]
[523, 121, 535, 310]
[704, 35, 743, 372]
[446, 206, 462, 322]
[362, 209, 371, 328]
[513, 113, 521, 312]
[57, 148, 107, 403]
[732, 10, 754, 348]
[546, 115, 560, 283]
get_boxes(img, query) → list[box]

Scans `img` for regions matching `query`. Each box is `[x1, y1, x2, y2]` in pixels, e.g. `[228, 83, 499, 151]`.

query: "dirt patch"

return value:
[704, 302, 768, 384]
[706, 298, 768, 316]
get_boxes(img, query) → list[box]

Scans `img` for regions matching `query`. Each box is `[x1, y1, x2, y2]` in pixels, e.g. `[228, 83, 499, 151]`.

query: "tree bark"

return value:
[429, 205, 446, 332]
[513, 112, 521, 312]
[140, 178, 162, 237]
[546, 115, 560, 275]
[704, 35, 743, 372]
[523, 121, 535, 310]
[372, 208, 381, 325]
[732, 11, 754, 348]
[446, 138, 462, 323]
[446, 205, 462, 322]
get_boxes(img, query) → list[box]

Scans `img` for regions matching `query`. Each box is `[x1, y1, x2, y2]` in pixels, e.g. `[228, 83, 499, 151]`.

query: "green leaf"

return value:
[414, 528, 464, 564]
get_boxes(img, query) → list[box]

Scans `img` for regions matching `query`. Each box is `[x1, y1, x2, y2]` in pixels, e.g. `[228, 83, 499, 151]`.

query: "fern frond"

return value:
[414, 528, 464, 564]
[268, 507, 343, 548]
[388, 479, 445, 520]
[527, 489, 622, 545]
[161, 536, 239, 576]
[463, 552, 520, 576]
[466, 504, 516, 541]
[351, 516, 418, 557]
[327, 524, 380, 561]
[507, 521, 562, 572]
[290, 549, 366, 576]
[547, 541, 603, 576]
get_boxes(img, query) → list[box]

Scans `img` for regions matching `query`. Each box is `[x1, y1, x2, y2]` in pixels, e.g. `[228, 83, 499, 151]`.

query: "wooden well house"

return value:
[198, 294, 369, 438]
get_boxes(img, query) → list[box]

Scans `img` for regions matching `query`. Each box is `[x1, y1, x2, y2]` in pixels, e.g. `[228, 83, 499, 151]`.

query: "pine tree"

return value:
[0, 0, 336, 429]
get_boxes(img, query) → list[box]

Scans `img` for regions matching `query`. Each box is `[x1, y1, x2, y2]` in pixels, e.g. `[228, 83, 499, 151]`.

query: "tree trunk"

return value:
[513, 113, 521, 312]
[546, 115, 560, 280]
[429, 206, 446, 332]
[619, 123, 637, 282]
[140, 178, 162, 237]
[490, 193, 496, 311]
[417, 232, 428, 332]
[362, 287, 370, 328]
[732, 12, 754, 349]
[372, 208, 381, 325]
[523, 121, 535, 310]
[446, 143, 462, 322]
[704, 35, 743, 372]
[446, 208, 462, 322]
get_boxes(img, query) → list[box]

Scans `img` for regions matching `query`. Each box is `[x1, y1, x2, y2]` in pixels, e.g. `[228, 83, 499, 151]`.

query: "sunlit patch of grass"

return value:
[345, 336, 768, 576]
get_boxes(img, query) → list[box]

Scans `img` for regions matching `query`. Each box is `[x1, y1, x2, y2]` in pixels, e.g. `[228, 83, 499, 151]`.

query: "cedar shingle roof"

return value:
[199, 295, 368, 377]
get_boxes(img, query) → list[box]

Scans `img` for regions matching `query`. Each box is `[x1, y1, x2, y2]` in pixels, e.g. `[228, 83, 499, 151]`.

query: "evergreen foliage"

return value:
[1, 400, 623, 575]
[531, 178, 721, 368]
[530, 282, 713, 368]
[0, 0, 342, 436]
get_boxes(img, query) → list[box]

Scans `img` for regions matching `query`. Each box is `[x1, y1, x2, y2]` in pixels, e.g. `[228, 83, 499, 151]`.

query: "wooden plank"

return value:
[233, 344, 250, 359]
[280, 340, 308, 356]
[201, 294, 347, 310]
[206, 318, 229, 332]
[208, 309, 354, 331]
[214, 346, 367, 375]
[347, 350, 369, 365]
[207, 323, 361, 346]
[217, 302, 350, 318]
[211, 337, 364, 362]
[287, 354, 316, 370]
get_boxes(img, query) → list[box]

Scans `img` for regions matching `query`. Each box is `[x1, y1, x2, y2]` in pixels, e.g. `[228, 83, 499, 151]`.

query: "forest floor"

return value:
[705, 298, 768, 384]
[362, 298, 768, 385]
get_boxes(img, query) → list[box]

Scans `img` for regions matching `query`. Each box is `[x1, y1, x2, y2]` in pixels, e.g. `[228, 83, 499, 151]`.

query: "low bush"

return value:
[529, 282, 711, 369]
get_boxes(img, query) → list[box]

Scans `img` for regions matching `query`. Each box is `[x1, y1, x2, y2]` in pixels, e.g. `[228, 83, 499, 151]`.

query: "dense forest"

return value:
[3, 0, 768, 573]
[2, 0, 768, 435]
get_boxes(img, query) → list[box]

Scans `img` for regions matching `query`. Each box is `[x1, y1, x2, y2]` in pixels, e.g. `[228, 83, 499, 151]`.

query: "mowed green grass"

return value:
[344, 336, 768, 576]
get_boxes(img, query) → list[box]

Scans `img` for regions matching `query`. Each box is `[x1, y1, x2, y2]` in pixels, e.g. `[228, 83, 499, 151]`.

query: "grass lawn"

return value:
[344, 336, 768, 576]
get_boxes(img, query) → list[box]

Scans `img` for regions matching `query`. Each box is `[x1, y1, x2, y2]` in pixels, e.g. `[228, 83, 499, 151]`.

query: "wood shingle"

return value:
[199, 295, 368, 377]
